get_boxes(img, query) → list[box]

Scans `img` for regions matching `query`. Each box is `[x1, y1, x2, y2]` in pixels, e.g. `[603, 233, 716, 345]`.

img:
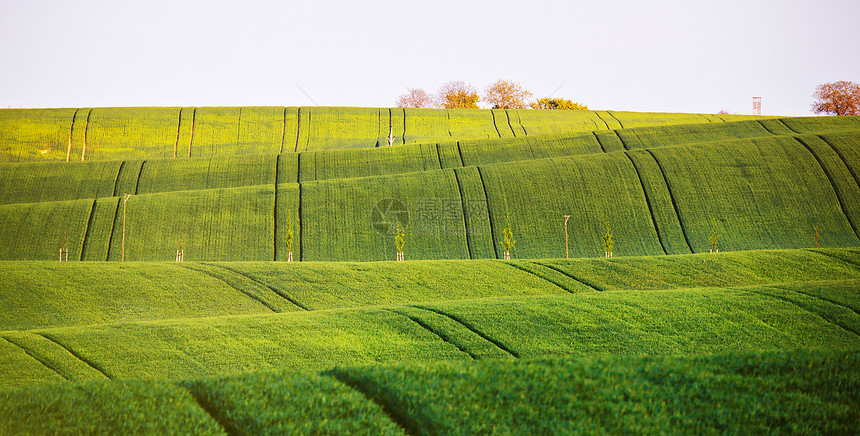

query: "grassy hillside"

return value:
[1, 107, 858, 433]
[1, 349, 856, 434]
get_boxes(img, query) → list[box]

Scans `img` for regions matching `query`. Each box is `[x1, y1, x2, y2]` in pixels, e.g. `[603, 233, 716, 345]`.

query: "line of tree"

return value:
[397, 80, 587, 110]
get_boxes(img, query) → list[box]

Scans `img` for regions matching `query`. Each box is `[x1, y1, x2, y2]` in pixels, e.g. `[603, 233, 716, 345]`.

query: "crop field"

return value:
[0, 107, 858, 433]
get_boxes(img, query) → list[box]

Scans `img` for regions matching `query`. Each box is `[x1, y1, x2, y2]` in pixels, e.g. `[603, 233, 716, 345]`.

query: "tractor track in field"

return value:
[645, 149, 695, 253]
[502, 262, 577, 294]
[623, 152, 669, 255]
[204, 263, 311, 311]
[79, 199, 98, 260]
[816, 134, 860, 191]
[475, 167, 498, 259]
[36, 332, 112, 379]
[179, 263, 282, 313]
[184, 386, 241, 436]
[592, 131, 608, 153]
[326, 371, 419, 436]
[793, 137, 860, 240]
[452, 169, 474, 260]
[385, 308, 478, 360]
[410, 305, 519, 358]
[745, 287, 860, 338]
[531, 261, 605, 292]
[1, 336, 71, 381]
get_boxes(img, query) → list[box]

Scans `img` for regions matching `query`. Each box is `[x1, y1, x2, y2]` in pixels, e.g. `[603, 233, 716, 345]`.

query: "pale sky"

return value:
[1, 0, 858, 116]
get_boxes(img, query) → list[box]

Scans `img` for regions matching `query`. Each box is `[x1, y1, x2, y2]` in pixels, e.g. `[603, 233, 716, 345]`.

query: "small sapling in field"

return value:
[176, 232, 184, 262]
[709, 218, 722, 253]
[286, 210, 294, 262]
[602, 221, 614, 258]
[502, 214, 515, 260]
[395, 223, 405, 261]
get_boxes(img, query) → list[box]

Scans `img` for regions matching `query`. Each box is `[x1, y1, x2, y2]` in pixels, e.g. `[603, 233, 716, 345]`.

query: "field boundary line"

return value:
[133, 161, 145, 195]
[490, 110, 502, 138]
[386, 309, 477, 359]
[410, 305, 519, 358]
[81, 108, 92, 162]
[774, 283, 860, 318]
[1, 336, 71, 381]
[279, 107, 287, 153]
[401, 108, 406, 144]
[516, 110, 527, 135]
[35, 332, 112, 379]
[433, 143, 444, 169]
[235, 107, 242, 148]
[757, 120, 780, 135]
[531, 261, 605, 292]
[594, 112, 612, 130]
[183, 385, 241, 436]
[174, 108, 182, 158]
[645, 149, 695, 253]
[606, 111, 625, 128]
[189, 107, 197, 157]
[502, 262, 576, 294]
[817, 134, 860, 191]
[592, 131, 607, 153]
[179, 264, 281, 313]
[273, 155, 280, 261]
[808, 249, 860, 269]
[105, 197, 122, 260]
[793, 137, 860, 240]
[66, 108, 80, 161]
[476, 166, 498, 258]
[614, 130, 629, 150]
[325, 372, 419, 436]
[455, 141, 465, 167]
[298, 182, 304, 260]
[504, 109, 517, 137]
[745, 288, 860, 338]
[204, 263, 311, 311]
[111, 161, 124, 197]
[294, 107, 302, 153]
[453, 169, 474, 259]
[79, 199, 98, 260]
[778, 118, 800, 134]
[623, 152, 668, 255]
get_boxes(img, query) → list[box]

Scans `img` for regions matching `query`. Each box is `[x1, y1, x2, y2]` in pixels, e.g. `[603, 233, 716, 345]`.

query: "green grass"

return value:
[0, 108, 76, 162]
[0, 379, 223, 435]
[330, 348, 860, 435]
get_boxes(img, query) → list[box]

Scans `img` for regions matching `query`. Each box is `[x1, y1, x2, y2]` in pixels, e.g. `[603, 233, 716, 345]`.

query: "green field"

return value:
[0, 107, 858, 432]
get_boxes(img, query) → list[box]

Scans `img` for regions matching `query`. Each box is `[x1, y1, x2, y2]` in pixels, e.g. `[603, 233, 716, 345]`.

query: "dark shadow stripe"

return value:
[1, 336, 70, 381]
[745, 288, 860, 338]
[179, 264, 280, 313]
[111, 161, 124, 197]
[490, 110, 502, 138]
[204, 263, 310, 311]
[453, 169, 474, 259]
[817, 134, 860, 191]
[325, 371, 418, 436]
[189, 107, 197, 157]
[174, 108, 182, 158]
[793, 137, 860, 240]
[386, 308, 477, 359]
[504, 109, 517, 137]
[623, 152, 668, 254]
[532, 261, 605, 292]
[476, 166, 498, 258]
[774, 283, 860, 318]
[503, 262, 576, 294]
[411, 305, 519, 358]
[592, 131, 607, 153]
[273, 155, 280, 261]
[105, 197, 121, 261]
[645, 149, 695, 253]
[81, 108, 92, 161]
[133, 161, 145, 195]
[607, 111, 625, 128]
[183, 385, 240, 436]
[298, 182, 304, 261]
[36, 332, 112, 379]
[79, 199, 97, 260]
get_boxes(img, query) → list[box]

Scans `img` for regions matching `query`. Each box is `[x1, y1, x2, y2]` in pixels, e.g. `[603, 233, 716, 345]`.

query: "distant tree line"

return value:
[397, 80, 587, 111]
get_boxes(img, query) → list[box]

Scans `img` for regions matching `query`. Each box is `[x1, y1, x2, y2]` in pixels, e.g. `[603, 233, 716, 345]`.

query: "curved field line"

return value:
[36, 332, 112, 379]
[386, 308, 477, 359]
[476, 166, 497, 259]
[817, 135, 860, 191]
[644, 149, 695, 253]
[67, 108, 81, 162]
[325, 371, 418, 436]
[79, 199, 98, 260]
[178, 263, 280, 313]
[502, 262, 577, 294]
[453, 169, 474, 259]
[273, 155, 280, 261]
[1, 336, 70, 381]
[792, 137, 860, 240]
[745, 288, 860, 338]
[410, 305, 519, 358]
[531, 261, 605, 292]
[592, 132, 607, 153]
[183, 386, 241, 436]
[204, 263, 310, 311]
[623, 152, 668, 255]
[105, 197, 122, 261]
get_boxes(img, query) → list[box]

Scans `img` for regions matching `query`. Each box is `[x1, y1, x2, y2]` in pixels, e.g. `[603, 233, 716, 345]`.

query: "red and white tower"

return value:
[752, 97, 762, 115]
